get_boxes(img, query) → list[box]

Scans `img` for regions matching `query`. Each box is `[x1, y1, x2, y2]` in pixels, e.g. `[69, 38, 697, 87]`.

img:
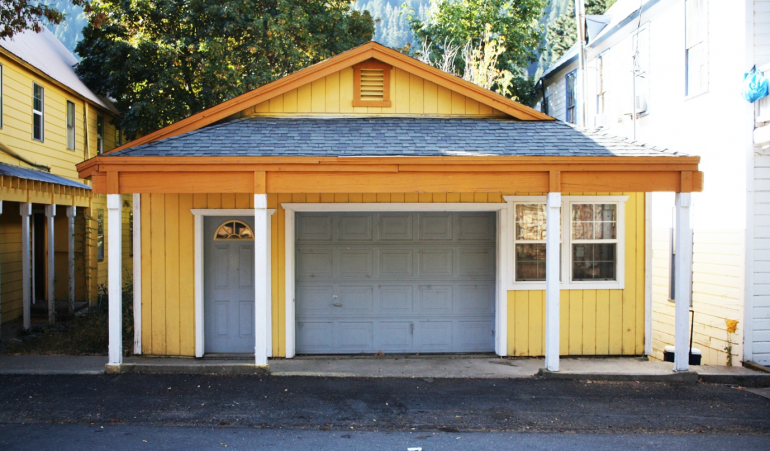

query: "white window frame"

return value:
[33, 83, 44, 141]
[685, 0, 708, 97]
[631, 23, 650, 114]
[66, 100, 76, 150]
[506, 195, 627, 291]
[96, 115, 104, 154]
[565, 70, 577, 124]
[596, 52, 606, 116]
[0, 64, 4, 129]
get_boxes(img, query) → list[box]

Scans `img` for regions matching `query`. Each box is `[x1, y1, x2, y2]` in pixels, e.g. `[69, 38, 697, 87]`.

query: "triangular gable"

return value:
[109, 42, 552, 153]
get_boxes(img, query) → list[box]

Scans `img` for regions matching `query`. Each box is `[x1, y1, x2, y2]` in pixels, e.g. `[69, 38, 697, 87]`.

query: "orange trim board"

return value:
[92, 170, 704, 194]
[105, 42, 552, 155]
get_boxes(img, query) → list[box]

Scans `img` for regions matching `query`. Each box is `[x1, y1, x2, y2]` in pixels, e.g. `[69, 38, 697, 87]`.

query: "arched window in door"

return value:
[213, 220, 254, 240]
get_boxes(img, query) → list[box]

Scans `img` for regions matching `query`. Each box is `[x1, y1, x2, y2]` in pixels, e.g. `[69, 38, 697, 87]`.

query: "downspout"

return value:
[0, 141, 50, 172]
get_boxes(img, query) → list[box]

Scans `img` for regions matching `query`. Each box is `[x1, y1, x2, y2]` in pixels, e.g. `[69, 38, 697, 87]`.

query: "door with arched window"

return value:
[203, 217, 256, 354]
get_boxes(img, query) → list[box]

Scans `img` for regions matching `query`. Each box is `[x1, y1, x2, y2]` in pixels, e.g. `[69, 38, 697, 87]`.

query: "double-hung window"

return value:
[33, 83, 44, 141]
[0, 64, 4, 128]
[96, 115, 104, 154]
[66, 101, 76, 150]
[685, 0, 708, 96]
[97, 209, 105, 262]
[565, 70, 577, 124]
[596, 54, 606, 116]
[508, 196, 626, 290]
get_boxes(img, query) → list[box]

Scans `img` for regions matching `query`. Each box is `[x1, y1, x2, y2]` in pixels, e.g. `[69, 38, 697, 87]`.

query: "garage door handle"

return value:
[333, 303, 342, 307]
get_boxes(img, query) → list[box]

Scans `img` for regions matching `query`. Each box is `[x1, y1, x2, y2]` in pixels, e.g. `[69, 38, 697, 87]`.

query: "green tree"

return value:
[546, 0, 615, 63]
[75, 0, 374, 138]
[1, 0, 89, 38]
[406, 0, 546, 104]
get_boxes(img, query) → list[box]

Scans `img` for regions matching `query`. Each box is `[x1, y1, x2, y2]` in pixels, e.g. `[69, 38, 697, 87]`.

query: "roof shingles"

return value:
[108, 117, 685, 158]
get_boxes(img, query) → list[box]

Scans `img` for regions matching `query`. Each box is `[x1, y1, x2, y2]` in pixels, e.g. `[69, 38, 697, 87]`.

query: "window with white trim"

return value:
[596, 54, 606, 116]
[66, 100, 76, 150]
[33, 83, 44, 141]
[685, 0, 708, 96]
[96, 115, 104, 154]
[565, 70, 577, 124]
[507, 196, 626, 290]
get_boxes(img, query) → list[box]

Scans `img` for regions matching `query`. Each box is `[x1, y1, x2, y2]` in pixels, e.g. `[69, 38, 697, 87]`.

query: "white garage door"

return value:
[295, 212, 496, 354]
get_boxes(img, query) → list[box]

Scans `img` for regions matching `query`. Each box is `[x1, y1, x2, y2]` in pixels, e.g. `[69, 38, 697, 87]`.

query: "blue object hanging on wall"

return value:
[742, 66, 769, 103]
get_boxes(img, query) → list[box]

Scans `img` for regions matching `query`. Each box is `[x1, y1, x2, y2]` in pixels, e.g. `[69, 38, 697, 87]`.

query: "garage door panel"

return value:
[458, 248, 495, 277]
[419, 285, 454, 314]
[419, 321, 454, 350]
[459, 213, 495, 241]
[297, 213, 333, 241]
[419, 249, 454, 277]
[379, 285, 414, 313]
[337, 285, 375, 314]
[380, 249, 414, 277]
[456, 320, 494, 350]
[296, 284, 334, 313]
[379, 322, 414, 351]
[418, 213, 454, 240]
[338, 249, 374, 277]
[297, 249, 333, 277]
[379, 213, 413, 240]
[295, 212, 496, 354]
[338, 213, 373, 241]
[297, 321, 334, 352]
[457, 285, 495, 314]
[337, 322, 374, 351]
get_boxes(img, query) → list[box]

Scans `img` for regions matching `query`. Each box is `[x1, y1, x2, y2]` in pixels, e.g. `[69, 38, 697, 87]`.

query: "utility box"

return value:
[663, 345, 702, 365]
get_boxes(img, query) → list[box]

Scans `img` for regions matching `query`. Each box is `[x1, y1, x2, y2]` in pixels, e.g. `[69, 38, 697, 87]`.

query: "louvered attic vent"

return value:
[353, 60, 392, 107]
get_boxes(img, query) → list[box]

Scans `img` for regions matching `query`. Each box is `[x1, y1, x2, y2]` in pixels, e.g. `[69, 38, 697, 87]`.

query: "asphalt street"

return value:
[0, 374, 767, 448]
[2, 424, 770, 451]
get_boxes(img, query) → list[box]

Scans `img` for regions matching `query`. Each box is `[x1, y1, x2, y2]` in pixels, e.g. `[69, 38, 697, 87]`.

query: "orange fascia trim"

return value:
[105, 42, 553, 155]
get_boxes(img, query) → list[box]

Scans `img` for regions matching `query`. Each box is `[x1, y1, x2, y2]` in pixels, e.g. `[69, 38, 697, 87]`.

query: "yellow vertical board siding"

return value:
[248, 67, 507, 117]
[507, 192, 646, 356]
[0, 201, 23, 322]
[164, 194, 180, 355]
[140, 192, 645, 357]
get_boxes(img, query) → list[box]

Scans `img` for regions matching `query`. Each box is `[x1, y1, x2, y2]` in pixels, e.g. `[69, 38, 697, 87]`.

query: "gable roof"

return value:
[106, 116, 684, 158]
[0, 29, 115, 112]
[108, 41, 553, 154]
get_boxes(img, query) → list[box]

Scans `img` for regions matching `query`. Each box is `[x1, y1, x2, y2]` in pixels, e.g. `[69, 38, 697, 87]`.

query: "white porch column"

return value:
[132, 194, 142, 355]
[45, 204, 56, 324]
[20, 202, 32, 330]
[67, 206, 76, 315]
[674, 193, 693, 371]
[107, 194, 123, 367]
[544, 192, 562, 372]
[254, 194, 269, 366]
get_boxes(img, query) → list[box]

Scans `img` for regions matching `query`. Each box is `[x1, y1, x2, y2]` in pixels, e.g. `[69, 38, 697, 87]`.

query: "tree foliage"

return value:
[406, 0, 546, 104]
[546, 0, 615, 63]
[75, 0, 374, 138]
[46, 0, 89, 55]
[0, 0, 88, 38]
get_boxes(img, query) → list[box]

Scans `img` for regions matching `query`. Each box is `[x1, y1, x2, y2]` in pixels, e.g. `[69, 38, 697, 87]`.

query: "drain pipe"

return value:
[0, 141, 50, 172]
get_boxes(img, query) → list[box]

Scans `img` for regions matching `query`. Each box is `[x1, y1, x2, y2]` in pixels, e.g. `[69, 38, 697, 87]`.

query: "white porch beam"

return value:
[544, 192, 561, 372]
[132, 194, 142, 355]
[254, 194, 269, 367]
[674, 193, 693, 372]
[107, 194, 123, 368]
[45, 204, 56, 324]
[20, 202, 31, 330]
[67, 206, 76, 315]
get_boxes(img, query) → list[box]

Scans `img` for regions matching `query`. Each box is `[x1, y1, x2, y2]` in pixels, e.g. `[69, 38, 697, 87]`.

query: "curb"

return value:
[536, 368, 699, 383]
[743, 361, 770, 374]
[699, 374, 770, 388]
[108, 363, 270, 376]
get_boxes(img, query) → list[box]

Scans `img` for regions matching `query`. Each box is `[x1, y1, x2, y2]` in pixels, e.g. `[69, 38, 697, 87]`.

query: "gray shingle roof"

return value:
[0, 162, 90, 189]
[109, 117, 685, 158]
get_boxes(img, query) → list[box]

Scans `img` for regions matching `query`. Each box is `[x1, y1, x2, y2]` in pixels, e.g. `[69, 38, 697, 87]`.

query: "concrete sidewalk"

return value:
[1, 354, 768, 386]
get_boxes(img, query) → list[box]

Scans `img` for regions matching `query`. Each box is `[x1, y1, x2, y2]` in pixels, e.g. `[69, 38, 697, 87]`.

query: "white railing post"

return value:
[674, 193, 693, 371]
[45, 204, 56, 324]
[107, 194, 123, 368]
[67, 206, 76, 315]
[132, 194, 142, 355]
[254, 194, 269, 366]
[20, 202, 32, 330]
[545, 192, 562, 372]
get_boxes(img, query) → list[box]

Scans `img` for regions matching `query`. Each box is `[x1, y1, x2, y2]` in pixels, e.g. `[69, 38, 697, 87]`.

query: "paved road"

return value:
[1, 424, 770, 451]
[0, 375, 768, 439]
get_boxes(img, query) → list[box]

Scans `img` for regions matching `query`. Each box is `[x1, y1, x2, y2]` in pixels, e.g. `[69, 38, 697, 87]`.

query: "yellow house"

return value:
[76, 42, 703, 373]
[0, 29, 132, 334]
